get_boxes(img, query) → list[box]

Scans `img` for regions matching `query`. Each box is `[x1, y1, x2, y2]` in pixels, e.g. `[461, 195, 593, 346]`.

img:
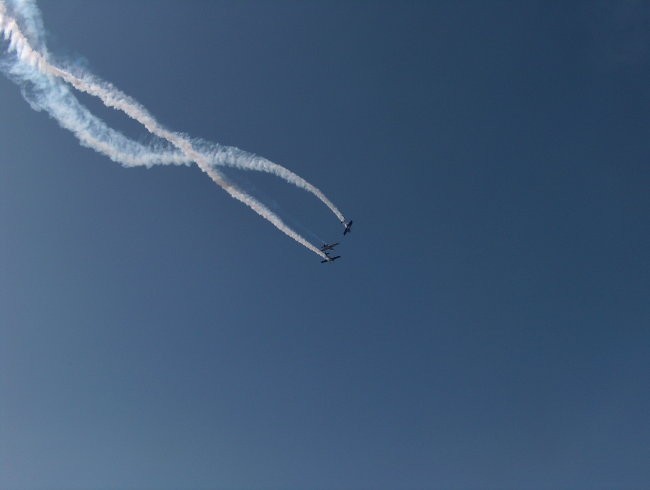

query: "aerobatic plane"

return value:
[320, 242, 339, 252]
[342, 220, 353, 235]
[321, 255, 341, 264]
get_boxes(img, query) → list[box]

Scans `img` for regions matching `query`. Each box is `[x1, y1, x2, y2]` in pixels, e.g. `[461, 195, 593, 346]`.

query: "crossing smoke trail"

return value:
[0, 0, 346, 223]
[0, 0, 343, 258]
[196, 143, 346, 224]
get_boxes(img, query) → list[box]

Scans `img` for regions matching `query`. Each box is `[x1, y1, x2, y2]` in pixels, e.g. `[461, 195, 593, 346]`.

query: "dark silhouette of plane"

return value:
[321, 255, 341, 264]
[320, 242, 339, 252]
[342, 220, 353, 235]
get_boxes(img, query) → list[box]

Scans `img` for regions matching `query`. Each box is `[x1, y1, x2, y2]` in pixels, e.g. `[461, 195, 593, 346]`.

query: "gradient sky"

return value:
[1, 1, 649, 489]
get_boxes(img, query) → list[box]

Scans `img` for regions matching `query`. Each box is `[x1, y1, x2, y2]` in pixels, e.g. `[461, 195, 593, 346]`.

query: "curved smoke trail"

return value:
[0, 0, 340, 258]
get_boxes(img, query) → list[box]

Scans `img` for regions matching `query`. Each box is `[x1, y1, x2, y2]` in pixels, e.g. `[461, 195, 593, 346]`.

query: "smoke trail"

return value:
[199, 144, 346, 223]
[1, 0, 185, 169]
[0, 0, 346, 224]
[1, 1, 330, 258]
[4, 58, 188, 168]
[1, 0, 346, 224]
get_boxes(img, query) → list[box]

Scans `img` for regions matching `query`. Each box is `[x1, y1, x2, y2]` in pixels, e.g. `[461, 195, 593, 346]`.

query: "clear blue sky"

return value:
[1, 1, 649, 489]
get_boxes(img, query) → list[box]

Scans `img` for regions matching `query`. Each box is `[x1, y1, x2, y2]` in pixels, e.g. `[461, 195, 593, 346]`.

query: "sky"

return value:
[1, 1, 649, 489]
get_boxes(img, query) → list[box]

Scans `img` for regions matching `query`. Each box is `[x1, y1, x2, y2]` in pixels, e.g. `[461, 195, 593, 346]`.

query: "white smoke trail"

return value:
[199, 144, 346, 223]
[1, 0, 346, 223]
[12, 57, 347, 223]
[1, 0, 186, 168]
[5, 60, 188, 168]
[1, 1, 330, 258]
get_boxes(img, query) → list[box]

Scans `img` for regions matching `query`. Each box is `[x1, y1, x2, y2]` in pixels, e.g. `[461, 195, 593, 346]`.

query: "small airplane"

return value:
[321, 255, 341, 264]
[320, 242, 339, 252]
[342, 220, 353, 235]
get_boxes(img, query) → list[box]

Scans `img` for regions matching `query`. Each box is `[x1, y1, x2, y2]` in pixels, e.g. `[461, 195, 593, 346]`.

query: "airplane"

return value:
[342, 220, 353, 235]
[320, 242, 339, 252]
[321, 255, 341, 264]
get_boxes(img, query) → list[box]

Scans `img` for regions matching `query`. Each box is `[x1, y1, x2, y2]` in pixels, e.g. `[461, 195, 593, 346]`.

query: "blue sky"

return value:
[1, 1, 649, 489]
